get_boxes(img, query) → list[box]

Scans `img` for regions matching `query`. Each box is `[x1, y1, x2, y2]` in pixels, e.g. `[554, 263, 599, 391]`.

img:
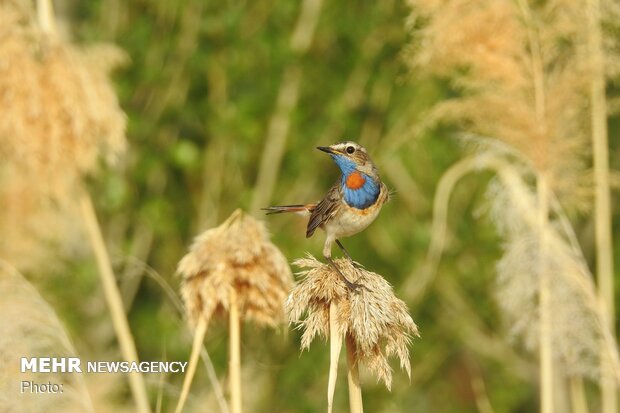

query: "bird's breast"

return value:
[341, 173, 379, 209]
[324, 185, 387, 238]
[345, 172, 366, 190]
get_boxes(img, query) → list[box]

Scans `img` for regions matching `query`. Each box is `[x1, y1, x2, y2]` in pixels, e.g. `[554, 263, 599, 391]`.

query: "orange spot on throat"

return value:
[345, 172, 366, 190]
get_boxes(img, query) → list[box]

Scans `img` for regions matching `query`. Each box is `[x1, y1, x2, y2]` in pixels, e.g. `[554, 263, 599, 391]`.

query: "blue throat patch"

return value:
[331, 154, 380, 209]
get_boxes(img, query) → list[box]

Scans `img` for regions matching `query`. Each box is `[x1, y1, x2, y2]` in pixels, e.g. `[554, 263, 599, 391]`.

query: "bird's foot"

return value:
[326, 256, 367, 292]
[340, 274, 366, 292]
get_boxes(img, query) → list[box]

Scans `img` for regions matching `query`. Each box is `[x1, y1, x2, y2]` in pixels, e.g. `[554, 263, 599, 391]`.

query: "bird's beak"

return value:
[317, 146, 338, 155]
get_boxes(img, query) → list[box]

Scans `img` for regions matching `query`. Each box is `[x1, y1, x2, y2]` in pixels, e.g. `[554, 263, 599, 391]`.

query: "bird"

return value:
[264, 141, 389, 289]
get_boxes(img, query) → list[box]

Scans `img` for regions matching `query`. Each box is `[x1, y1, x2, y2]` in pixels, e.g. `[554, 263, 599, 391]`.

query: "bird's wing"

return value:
[306, 181, 341, 238]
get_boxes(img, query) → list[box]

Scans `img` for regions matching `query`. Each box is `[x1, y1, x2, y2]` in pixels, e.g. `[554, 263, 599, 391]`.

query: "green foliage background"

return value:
[37, 0, 620, 411]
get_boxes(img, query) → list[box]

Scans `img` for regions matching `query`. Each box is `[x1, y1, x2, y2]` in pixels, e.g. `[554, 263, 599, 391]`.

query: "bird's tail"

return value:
[262, 204, 316, 216]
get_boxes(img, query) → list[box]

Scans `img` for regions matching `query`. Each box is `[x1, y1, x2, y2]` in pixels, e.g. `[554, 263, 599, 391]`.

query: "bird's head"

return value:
[316, 141, 378, 178]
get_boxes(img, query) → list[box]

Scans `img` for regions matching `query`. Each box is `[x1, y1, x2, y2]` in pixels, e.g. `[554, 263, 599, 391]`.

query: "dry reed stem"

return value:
[229, 288, 242, 413]
[586, 0, 617, 410]
[473, 150, 620, 383]
[346, 334, 363, 413]
[536, 173, 553, 413]
[80, 193, 151, 413]
[36, 0, 56, 36]
[569, 377, 590, 413]
[328, 301, 343, 413]
[287, 256, 419, 391]
[174, 317, 208, 413]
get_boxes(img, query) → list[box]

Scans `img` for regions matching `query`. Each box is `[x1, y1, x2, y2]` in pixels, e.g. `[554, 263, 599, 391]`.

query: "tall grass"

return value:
[408, 0, 619, 410]
[0, 2, 151, 411]
[585, 0, 617, 411]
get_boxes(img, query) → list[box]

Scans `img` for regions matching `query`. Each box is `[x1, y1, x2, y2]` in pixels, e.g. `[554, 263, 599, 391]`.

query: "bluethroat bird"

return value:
[264, 141, 389, 289]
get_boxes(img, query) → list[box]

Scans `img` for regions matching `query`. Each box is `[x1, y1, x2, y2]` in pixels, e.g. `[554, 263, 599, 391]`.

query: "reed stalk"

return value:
[516, 0, 555, 408]
[346, 334, 363, 413]
[569, 377, 590, 413]
[328, 301, 343, 413]
[79, 193, 151, 413]
[36, 0, 56, 37]
[536, 174, 553, 413]
[585, 0, 617, 411]
[229, 288, 242, 413]
[174, 317, 208, 413]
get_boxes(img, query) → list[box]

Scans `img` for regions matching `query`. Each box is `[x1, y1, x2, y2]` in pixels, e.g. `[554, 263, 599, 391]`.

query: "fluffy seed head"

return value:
[178, 209, 294, 329]
[0, 1, 127, 189]
[0, 263, 94, 412]
[286, 256, 419, 390]
[488, 172, 620, 380]
[0, 1, 127, 269]
[408, 0, 593, 211]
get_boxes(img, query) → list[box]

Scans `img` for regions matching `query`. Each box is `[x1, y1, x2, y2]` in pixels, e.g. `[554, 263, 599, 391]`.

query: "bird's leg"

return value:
[335, 239, 363, 269]
[325, 256, 363, 291]
[324, 237, 364, 291]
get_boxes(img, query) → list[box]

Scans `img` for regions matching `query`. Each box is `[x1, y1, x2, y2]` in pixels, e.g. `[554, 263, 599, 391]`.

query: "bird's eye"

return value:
[346, 146, 355, 154]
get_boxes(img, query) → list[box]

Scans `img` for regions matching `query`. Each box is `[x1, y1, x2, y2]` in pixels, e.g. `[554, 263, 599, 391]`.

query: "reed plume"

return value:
[0, 3, 152, 412]
[176, 209, 294, 413]
[0, 261, 94, 413]
[409, 0, 591, 210]
[0, 1, 126, 182]
[0, 0, 126, 269]
[287, 255, 419, 413]
[408, 0, 620, 411]
[485, 164, 619, 380]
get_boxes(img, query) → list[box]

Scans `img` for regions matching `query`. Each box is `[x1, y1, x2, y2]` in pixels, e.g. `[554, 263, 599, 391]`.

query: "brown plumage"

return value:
[265, 141, 389, 288]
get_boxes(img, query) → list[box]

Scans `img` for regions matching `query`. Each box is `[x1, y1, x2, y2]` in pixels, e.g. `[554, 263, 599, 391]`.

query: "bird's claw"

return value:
[326, 256, 367, 292]
[341, 276, 367, 292]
